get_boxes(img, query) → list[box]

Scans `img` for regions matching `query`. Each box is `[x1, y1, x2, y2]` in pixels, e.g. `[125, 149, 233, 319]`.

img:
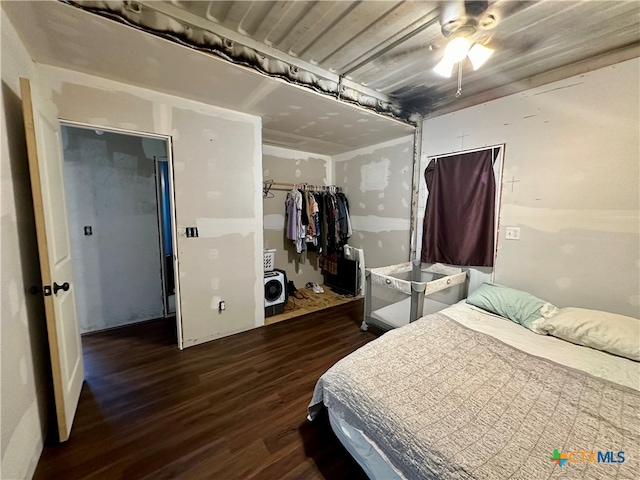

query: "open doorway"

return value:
[60, 123, 181, 345]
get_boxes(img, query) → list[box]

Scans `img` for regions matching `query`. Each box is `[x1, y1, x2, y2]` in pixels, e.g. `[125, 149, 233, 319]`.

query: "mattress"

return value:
[310, 301, 640, 479]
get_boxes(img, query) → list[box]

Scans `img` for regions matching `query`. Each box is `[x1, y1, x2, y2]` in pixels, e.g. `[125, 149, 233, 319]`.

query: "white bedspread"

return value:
[444, 301, 639, 390]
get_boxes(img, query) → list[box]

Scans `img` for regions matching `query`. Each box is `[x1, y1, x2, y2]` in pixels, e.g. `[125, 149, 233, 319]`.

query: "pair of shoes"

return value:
[305, 282, 324, 294]
[293, 290, 309, 300]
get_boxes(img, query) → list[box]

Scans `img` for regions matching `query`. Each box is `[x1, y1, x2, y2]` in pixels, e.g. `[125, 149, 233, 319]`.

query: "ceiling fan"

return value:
[433, 1, 498, 80]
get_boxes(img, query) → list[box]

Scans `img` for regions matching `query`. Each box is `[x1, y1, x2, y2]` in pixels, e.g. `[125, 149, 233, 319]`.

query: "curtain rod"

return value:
[427, 143, 505, 160]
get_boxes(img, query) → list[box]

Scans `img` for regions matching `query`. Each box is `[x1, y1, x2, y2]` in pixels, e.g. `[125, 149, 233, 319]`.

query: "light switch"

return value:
[505, 227, 520, 240]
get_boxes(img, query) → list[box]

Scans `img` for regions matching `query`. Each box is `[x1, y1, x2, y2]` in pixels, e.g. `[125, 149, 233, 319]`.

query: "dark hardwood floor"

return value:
[34, 300, 378, 480]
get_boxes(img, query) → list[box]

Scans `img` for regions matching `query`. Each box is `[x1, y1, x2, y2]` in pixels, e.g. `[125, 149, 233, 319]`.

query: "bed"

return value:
[309, 300, 640, 479]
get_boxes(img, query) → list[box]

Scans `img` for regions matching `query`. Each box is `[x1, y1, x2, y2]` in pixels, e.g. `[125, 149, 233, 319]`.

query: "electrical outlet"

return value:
[219, 300, 226, 312]
[505, 227, 520, 240]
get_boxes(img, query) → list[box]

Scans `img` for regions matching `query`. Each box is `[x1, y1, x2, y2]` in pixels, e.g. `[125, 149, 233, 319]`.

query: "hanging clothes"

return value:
[336, 192, 352, 240]
[284, 186, 352, 272]
[316, 192, 328, 255]
[285, 189, 303, 254]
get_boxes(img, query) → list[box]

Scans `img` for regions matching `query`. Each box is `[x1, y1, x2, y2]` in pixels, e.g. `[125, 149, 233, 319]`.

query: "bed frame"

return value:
[361, 260, 468, 331]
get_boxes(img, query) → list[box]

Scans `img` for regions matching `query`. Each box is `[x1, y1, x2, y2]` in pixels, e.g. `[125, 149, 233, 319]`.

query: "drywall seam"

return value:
[195, 218, 258, 237]
[334, 135, 414, 162]
[263, 144, 332, 162]
[350, 215, 411, 232]
[153, 103, 172, 135]
[263, 214, 285, 230]
[501, 206, 639, 234]
[42, 65, 261, 126]
[326, 156, 334, 186]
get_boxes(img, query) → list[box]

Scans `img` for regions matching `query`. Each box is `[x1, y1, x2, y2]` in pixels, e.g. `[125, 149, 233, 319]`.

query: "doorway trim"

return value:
[59, 120, 184, 349]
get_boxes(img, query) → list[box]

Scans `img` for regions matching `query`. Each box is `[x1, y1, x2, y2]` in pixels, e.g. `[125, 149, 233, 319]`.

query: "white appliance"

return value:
[264, 270, 286, 317]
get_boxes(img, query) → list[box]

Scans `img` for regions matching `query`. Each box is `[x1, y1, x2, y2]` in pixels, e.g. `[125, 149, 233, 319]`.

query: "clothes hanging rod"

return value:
[263, 180, 342, 190]
[262, 180, 342, 197]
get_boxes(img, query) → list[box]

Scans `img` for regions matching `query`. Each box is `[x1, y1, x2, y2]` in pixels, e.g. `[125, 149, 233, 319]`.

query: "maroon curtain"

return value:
[421, 149, 496, 266]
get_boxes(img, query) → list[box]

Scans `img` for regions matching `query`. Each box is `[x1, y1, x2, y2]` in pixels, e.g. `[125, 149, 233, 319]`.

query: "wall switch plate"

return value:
[84, 226, 92, 236]
[505, 227, 521, 240]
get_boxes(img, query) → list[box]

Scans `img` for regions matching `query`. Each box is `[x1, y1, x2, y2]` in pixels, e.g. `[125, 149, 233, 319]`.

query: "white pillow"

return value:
[536, 308, 640, 361]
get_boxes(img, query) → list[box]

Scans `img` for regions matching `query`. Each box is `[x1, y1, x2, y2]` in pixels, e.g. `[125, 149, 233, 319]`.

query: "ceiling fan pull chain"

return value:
[455, 62, 463, 97]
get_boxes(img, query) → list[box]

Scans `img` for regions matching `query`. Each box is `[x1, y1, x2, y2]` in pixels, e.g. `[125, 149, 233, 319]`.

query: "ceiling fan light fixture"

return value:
[433, 57, 455, 78]
[468, 43, 494, 70]
[444, 36, 472, 63]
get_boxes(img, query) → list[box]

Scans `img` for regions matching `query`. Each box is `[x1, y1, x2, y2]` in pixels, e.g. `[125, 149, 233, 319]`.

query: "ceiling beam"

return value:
[135, 1, 397, 106]
[65, 0, 413, 122]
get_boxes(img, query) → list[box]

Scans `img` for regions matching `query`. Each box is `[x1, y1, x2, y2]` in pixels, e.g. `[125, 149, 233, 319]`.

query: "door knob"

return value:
[53, 282, 70, 295]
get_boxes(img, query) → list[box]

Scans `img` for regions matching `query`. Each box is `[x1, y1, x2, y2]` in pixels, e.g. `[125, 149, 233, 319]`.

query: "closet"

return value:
[261, 148, 361, 325]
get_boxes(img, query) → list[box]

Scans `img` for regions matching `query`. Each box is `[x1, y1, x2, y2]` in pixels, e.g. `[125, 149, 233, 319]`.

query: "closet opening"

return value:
[261, 146, 360, 326]
[60, 122, 182, 346]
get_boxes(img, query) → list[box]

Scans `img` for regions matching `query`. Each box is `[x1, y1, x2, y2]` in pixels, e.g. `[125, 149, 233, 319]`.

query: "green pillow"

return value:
[466, 282, 551, 332]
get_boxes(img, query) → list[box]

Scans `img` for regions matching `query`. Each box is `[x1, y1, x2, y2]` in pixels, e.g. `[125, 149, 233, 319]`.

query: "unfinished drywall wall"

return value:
[334, 135, 415, 310]
[62, 126, 166, 333]
[421, 58, 640, 318]
[334, 136, 414, 269]
[263, 145, 331, 288]
[39, 64, 264, 347]
[0, 12, 50, 480]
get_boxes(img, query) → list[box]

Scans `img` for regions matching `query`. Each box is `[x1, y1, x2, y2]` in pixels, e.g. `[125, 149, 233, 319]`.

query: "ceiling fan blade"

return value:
[433, 57, 455, 77]
[468, 43, 494, 70]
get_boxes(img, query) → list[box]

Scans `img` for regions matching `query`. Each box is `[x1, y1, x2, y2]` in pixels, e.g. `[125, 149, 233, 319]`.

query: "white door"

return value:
[20, 78, 84, 442]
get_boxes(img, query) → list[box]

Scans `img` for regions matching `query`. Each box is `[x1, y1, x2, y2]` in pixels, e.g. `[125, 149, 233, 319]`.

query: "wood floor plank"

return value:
[34, 300, 374, 479]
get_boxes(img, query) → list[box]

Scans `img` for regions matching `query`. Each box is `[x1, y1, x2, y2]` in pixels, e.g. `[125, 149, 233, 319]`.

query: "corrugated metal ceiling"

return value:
[69, 0, 640, 122]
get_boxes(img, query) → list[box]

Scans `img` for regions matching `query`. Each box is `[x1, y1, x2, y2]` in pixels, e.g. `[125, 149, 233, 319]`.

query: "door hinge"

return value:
[43, 285, 52, 296]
